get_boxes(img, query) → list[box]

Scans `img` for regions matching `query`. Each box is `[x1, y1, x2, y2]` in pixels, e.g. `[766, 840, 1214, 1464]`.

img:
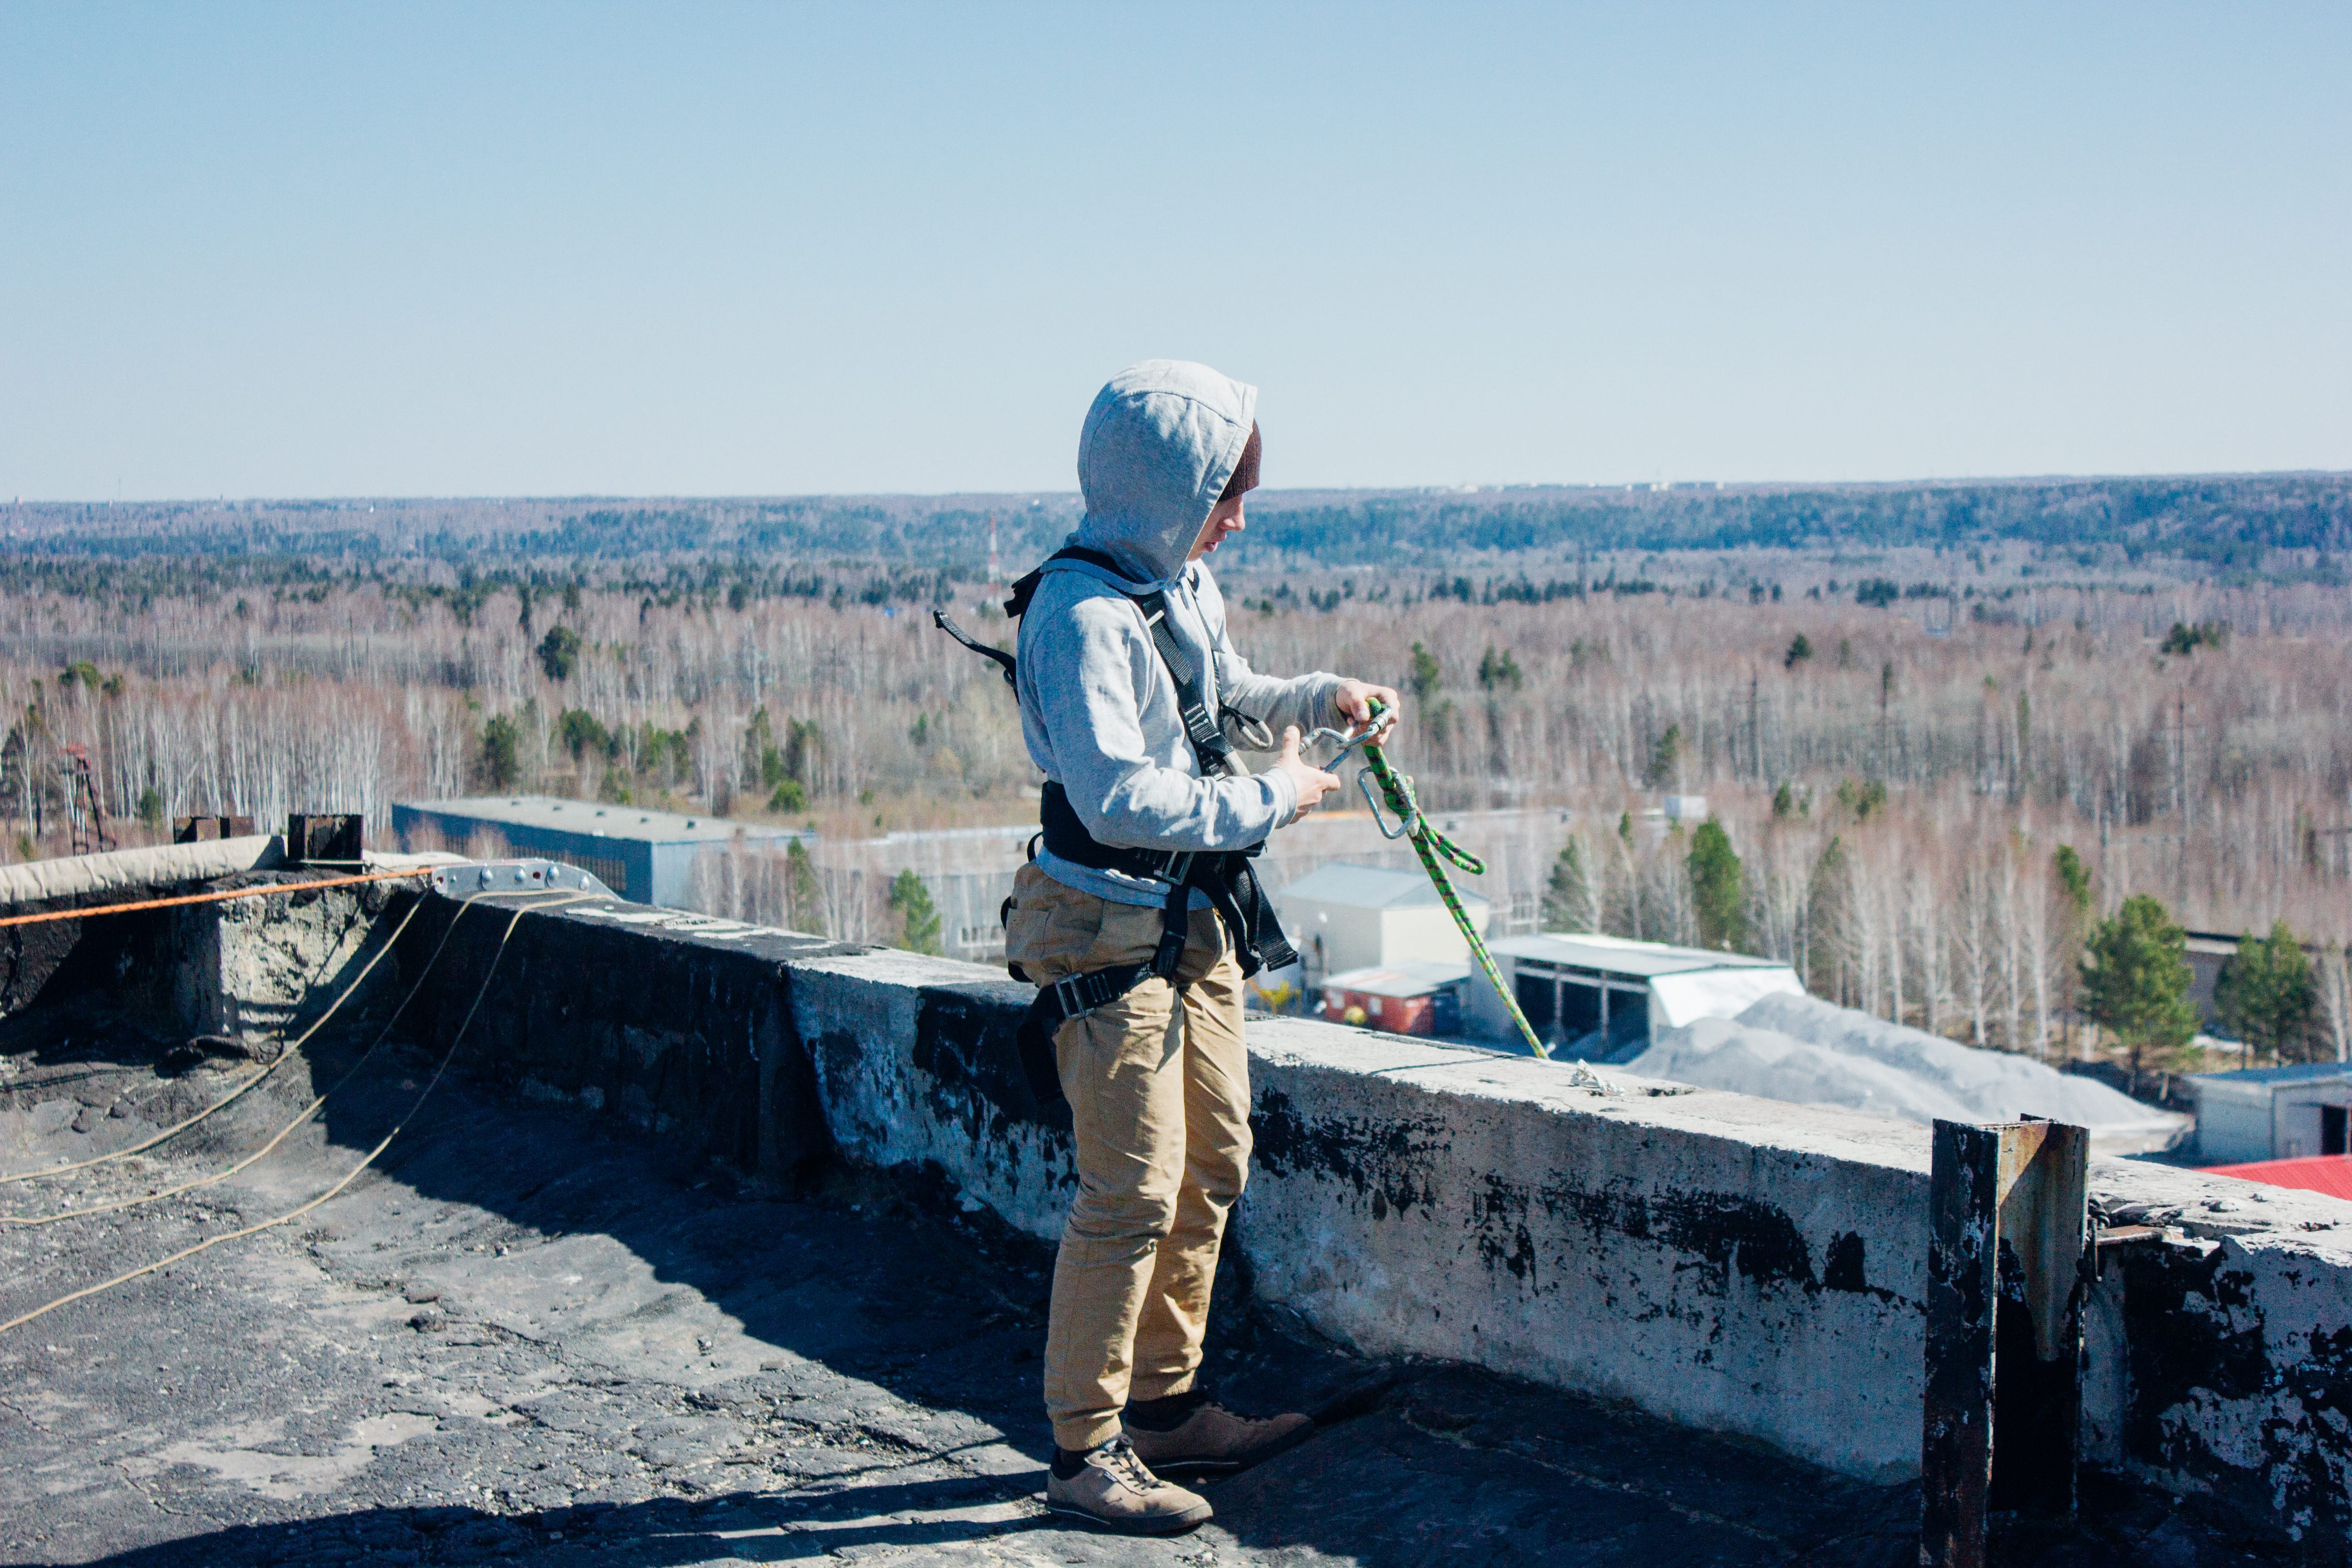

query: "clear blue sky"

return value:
[3, 3, 2346, 500]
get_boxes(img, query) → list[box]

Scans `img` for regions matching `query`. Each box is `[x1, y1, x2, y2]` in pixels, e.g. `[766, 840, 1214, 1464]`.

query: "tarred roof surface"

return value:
[2200, 1155, 2352, 1201]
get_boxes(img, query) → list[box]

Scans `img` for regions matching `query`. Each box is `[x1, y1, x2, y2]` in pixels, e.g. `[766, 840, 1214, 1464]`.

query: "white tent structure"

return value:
[1627, 992, 2189, 1155]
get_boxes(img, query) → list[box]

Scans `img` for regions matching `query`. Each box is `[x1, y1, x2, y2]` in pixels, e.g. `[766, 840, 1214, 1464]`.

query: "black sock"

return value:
[1051, 1445, 1093, 1480]
[1125, 1388, 1210, 1432]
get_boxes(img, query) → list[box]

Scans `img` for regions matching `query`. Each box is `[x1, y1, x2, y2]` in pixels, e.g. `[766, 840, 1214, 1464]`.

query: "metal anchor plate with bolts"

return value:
[428, 859, 620, 902]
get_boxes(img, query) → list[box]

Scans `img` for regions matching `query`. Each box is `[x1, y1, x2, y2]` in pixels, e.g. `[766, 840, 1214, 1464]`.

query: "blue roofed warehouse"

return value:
[391, 795, 810, 908]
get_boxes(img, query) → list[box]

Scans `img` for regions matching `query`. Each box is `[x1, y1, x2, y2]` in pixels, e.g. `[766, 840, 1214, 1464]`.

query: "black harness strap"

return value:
[931, 610, 1015, 686]
[1133, 589, 1240, 778]
[935, 545, 1129, 694]
[1038, 780, 1192, 881]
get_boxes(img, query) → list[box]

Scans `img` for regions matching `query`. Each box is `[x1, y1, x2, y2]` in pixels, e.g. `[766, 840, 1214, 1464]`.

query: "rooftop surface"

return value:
[394, 796, 808, 845]
[2200, 1155, 2352, 1201]
[1492, 931, 1792, 978]
[2185, 1060, 2352, 1087]
[0, 996, 2277, 1567]
[1319, 962, 1471, 998]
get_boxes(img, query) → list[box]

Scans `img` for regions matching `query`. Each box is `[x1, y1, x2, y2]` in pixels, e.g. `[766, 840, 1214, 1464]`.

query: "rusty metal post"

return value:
[1920, 1116, 2091, 1568]
[173, 814, 256, 843]
[285, 813, 365, 866]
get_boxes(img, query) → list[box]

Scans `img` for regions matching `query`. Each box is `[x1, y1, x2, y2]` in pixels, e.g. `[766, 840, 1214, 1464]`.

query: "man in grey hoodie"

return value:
[1002, 361, 1397, 1534]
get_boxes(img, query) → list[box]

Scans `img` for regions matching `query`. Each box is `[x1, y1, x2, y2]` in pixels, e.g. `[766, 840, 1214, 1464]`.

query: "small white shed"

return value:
[1275, 862, 1494, 981]
[2185, 1063, 2352, 1165]
[1468, 932, 1805, 1059]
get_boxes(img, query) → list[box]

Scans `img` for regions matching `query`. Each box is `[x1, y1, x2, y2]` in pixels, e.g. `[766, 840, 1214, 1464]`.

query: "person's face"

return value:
[1188, 494, 1246, 562]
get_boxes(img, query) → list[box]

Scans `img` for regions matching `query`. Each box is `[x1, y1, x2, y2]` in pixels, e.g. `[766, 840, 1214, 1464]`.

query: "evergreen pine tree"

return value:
[784, 839, 824, 935]
[2216, 921, 2315, 1065]
[536, 624, 582, 681]
[1408, 643, 1441, 701]
[1687, 818, 1748, 953]
[1541, 838, 1594, 932]
[887, 868, 944, 955]
[2080, 894, 2199, 1077]
[1806, 836, 1849, 1000]
[479, 713, 521, 789]
[2053, 845, 2092, 927]
[1646, 724, 1684, 788]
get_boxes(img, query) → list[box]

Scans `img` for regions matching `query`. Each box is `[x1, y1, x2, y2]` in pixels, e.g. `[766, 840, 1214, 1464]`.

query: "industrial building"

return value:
[2185, 1061, 2352, 1165]
[391, 796, 808, 908]
[1469, 932, 1805, 1059]
[1274, 862, 1494, 981]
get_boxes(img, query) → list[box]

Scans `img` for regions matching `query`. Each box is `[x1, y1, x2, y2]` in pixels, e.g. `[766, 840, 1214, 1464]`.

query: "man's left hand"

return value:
[1334, 679, 1402, 733]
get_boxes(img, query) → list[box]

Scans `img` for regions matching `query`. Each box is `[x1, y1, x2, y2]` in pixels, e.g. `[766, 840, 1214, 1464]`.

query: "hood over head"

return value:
[1073, 360, 1258, 583]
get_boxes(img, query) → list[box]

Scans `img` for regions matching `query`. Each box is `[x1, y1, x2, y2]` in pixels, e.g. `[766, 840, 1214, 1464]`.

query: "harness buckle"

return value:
[1052, 975, 1095, 1021]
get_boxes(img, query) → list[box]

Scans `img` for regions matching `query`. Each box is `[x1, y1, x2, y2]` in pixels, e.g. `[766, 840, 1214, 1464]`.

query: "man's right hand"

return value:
[1271, 725, 1341, 815]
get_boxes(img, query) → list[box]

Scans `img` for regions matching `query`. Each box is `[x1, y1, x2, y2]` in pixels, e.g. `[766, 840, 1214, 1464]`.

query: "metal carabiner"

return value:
[1306, 711, 1396, 773]
[1357, 767, 1419, 839]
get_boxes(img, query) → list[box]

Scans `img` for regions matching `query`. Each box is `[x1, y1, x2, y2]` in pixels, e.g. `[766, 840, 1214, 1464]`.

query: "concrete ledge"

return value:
[302, 891, 2352, 1550]
[0, 834, 282, 908]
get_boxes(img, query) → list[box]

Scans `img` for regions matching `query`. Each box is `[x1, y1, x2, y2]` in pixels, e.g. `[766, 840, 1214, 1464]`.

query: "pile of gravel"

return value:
[1627, 991, 2188, 1150]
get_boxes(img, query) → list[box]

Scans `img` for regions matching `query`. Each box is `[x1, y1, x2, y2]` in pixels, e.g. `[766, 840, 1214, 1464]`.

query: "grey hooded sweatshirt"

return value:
[1018, 360, 1343, 909]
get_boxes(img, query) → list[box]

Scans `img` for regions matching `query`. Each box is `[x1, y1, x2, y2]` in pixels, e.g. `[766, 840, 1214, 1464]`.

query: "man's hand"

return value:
[1334, 679, 1403, 734]
[1271, 725, 1341, 814]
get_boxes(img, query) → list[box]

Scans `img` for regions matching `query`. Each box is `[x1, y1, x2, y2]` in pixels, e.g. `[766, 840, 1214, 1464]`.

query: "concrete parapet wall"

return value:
[393, 896, 856, 1186]
[1235, 1025, 1931, 1480]
[2081, 1159, 2352, 1546]
[358, 892, 2352, 1549]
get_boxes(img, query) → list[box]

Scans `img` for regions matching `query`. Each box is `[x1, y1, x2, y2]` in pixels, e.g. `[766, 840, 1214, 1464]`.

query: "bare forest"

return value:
[6, 524, 2352, 1068]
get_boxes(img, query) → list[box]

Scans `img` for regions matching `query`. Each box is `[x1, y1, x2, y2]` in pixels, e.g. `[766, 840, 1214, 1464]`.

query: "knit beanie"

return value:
[1220, 422, 1262, 502]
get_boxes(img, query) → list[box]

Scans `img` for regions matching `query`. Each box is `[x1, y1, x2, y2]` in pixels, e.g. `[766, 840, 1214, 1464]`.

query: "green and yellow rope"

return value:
[1348, 699, 1613, 1091]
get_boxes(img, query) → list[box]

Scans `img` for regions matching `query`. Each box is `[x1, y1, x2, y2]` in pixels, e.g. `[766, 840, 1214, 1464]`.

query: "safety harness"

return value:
[935, 547, 1298, 1106]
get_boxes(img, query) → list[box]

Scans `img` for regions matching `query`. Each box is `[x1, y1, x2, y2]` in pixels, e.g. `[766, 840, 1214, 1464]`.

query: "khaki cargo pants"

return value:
[1003, 860, 1251, 1454]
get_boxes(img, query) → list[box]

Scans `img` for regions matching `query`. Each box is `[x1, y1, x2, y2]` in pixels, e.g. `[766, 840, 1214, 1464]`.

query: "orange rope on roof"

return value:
[0, 867, 433, 930]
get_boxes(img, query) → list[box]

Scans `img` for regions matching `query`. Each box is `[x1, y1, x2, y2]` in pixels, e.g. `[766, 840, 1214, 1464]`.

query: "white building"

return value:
[2186, 1063, 2352, 1165]
[1467, 932, 1804, 1059]
[1275, 862, 1494, 982]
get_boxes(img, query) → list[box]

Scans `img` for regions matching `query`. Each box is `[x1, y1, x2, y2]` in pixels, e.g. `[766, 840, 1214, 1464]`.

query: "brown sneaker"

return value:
[1043, 1436, 1214, 1535]
[1126, 1401, 1313, 1475]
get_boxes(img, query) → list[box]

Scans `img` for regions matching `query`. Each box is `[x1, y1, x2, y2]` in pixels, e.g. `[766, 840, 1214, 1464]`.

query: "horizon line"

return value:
[10, 467, 2352, 509]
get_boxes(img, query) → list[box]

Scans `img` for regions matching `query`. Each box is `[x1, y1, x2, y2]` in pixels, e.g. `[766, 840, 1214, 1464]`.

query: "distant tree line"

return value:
[1239, 474, 2352, 564]
[10, 471, 2352, 575]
